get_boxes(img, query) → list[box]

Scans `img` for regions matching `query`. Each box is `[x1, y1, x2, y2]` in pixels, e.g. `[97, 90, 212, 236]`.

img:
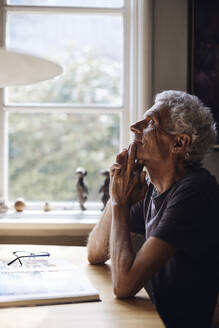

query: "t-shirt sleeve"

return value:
[151, 184, 215, 255]
[129, 200, 145, 235]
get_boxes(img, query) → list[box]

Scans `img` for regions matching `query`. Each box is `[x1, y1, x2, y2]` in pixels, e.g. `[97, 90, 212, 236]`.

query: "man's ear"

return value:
[172, 134, 191, 153]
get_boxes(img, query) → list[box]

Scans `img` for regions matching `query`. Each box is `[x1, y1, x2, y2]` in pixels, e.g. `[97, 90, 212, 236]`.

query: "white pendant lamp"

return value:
[0, 48, 63, 87]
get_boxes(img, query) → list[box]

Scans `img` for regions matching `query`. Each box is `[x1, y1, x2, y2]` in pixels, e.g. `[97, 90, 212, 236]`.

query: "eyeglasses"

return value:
[7, 250, 50, 266]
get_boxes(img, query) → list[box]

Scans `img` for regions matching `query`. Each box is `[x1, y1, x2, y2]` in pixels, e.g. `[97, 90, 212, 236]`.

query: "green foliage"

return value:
[8, 45, 121, 202]
[7, 44, 122, 105]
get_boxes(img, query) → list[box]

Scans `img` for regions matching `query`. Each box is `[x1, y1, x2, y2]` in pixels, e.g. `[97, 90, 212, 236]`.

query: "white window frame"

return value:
[0, 0, 153, 235]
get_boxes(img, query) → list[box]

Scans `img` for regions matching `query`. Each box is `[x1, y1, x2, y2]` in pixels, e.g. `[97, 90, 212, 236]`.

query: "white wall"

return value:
[153, 0, 188, 95]
[153, 0, 219, 182]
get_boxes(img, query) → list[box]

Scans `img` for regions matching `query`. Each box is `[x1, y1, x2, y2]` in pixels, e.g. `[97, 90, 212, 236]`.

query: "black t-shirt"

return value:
[130, 168, 219, 328]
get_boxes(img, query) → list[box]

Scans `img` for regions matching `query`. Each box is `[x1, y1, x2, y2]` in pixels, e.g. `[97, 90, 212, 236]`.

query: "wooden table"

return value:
[0, 245, 164, 328]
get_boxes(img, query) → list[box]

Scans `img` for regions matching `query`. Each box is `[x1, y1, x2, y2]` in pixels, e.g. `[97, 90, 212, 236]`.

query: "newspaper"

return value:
[0, 257, 100, 307]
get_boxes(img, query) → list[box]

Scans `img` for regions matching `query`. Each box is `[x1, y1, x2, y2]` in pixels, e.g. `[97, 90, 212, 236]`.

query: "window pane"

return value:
[6, 14, 123, 106]
[8, 112, 119, 202]
[7, 0, 124, 8]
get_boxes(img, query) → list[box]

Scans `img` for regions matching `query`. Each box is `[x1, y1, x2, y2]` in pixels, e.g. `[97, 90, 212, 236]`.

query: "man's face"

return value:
[130, 103, 174, 164]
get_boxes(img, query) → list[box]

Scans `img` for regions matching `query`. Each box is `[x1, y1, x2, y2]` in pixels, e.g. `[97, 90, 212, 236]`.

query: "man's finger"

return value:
[116, 149, 128, 165]
[127, 142, 137, 176]
[110, 163, 121, 178]
[111, 163, 121, 170]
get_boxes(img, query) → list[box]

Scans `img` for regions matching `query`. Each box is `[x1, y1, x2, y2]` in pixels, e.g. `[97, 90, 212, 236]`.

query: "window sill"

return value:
[0, 210, 101, 237]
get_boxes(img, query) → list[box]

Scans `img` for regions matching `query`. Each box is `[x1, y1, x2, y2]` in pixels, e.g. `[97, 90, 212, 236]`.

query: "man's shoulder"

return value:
[174, 168, 218, 192]
[167, 168, 219, 206]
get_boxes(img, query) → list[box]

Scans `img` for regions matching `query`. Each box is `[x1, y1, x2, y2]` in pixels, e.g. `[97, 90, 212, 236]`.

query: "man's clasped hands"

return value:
[109, 142, 148, 207]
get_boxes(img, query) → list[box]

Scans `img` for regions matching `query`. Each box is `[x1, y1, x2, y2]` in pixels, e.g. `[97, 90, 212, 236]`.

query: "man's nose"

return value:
[130, 121, 143, 134]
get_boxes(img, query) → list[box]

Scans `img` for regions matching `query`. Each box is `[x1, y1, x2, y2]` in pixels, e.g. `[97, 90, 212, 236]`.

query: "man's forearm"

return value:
[110, 204, 135, 296]
[87, 200, 112, 264]
[110, 204, 175, 299]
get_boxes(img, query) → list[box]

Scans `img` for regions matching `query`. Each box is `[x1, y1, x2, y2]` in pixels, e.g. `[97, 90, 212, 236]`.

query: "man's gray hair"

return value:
[155, 90, 217, 167]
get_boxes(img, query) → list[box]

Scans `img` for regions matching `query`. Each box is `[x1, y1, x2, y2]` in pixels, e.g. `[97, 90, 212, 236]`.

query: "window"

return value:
[0, 0, 152, 215]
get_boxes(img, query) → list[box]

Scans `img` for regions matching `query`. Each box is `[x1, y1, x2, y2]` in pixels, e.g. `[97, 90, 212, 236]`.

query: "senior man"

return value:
[87, 90, 219, 328]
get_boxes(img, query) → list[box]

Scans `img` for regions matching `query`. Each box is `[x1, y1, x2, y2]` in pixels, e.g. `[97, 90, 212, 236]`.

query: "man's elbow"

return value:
[88, 255, 106, 265]
[87, 255, 97, 265]
[113, 283, 135, 299]
[87, 250, 108, 265]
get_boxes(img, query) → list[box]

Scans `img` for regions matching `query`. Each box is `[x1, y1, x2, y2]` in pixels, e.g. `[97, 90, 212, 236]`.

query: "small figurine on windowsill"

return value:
[99, 169, 110, 211]
[0, 199, 10, 213]
[14, 198, 26, 212]
[44, 201, 52, 212]
[75, 167, 88, 211]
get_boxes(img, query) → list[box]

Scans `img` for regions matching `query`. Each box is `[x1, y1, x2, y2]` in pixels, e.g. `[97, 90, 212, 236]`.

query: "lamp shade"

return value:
[0, 48, 63, 87]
